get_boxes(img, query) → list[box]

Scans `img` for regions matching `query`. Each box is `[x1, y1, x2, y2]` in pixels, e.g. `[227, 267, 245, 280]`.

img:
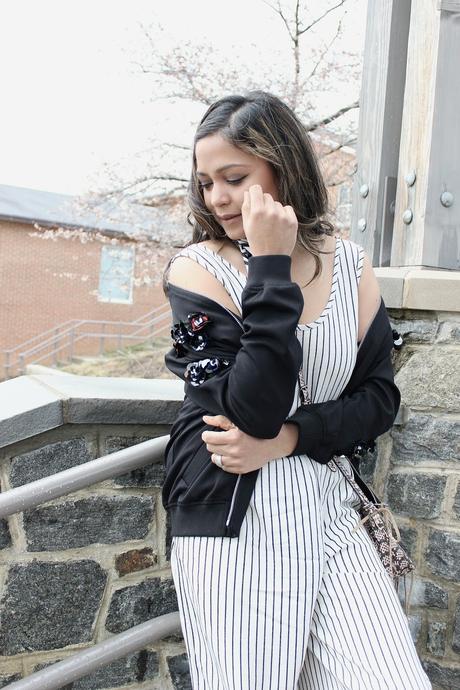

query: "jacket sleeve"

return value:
[164, 254, 304, 439]
[285, 336, 401, 464]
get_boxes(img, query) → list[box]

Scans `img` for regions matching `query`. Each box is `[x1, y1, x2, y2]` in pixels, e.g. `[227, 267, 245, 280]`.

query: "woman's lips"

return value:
[219, 214, 241, 223]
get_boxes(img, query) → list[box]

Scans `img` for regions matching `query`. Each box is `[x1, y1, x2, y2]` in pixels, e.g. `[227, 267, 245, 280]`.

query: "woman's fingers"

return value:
[202, 428, 238, 445]
[284, 204, 297, 224]
[242, 189, 250, 214]
[242, 184, 298, 256]
[208, 442, 235, 455]
[202, 414, 237, 431]
[249, 184, 264, 213]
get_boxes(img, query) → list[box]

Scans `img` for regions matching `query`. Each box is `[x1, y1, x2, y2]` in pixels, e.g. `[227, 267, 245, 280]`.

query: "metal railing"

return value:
[0, 436, 169, 517]
[1, 302, 172, 380]
[0, 434, 182, 689]
[4, 614, 181, 690]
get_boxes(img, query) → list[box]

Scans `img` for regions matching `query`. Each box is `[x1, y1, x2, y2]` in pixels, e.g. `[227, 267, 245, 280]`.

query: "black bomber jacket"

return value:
[161, 253, 401, 538]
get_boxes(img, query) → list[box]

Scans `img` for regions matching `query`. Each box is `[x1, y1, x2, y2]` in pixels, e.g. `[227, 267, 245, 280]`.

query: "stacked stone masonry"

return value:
[0, 428, 188, 689]
[379, 307, 459, 689]
[0, 304, 459, 688]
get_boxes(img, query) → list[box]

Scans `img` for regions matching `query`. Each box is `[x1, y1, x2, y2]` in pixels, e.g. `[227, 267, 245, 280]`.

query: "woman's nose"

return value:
[210, 183, 231, 207]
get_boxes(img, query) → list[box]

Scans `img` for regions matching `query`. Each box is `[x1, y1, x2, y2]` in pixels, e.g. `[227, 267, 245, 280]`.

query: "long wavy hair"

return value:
[163, 89, 336, 295]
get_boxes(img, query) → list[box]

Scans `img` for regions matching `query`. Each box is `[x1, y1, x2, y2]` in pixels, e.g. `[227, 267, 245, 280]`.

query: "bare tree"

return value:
[82, 0, 361, 208]
[33, 0, 361, 288]
[19, 0, 365, 381]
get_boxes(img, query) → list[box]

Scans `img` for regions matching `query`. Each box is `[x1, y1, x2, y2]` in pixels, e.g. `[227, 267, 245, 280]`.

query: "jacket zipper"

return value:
[225, 474, 241, 528]
[222, 305, 244, 330]
[218, 305, 244, 532]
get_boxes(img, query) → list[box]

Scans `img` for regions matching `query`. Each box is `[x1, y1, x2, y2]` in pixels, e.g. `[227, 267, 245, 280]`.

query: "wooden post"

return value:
[350, 0, 411, 266]
[391, 0, 460, 269]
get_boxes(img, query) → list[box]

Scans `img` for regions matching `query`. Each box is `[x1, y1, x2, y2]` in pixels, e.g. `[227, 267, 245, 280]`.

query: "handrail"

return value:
[18, 317, 171, 367]
[3, 613, 181, 689]
[3, 303, 170, 356]
[19, 312, 171, 359]
[1, 302, 172, 379]
[132, 303, 171, 324]
[3, 320, 80, 354]
[0, 435, 183, 690]
[0, 435, 169, 518]
[123, 310, 171, 340]
[26, 332, 164, 368]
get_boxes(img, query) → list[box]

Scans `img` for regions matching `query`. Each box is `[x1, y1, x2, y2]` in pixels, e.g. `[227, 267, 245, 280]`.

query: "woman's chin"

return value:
[223, 224, 245, 240]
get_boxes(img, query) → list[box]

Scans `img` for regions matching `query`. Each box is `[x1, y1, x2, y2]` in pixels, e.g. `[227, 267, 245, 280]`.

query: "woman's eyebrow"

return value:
[196, 163, 250, 177]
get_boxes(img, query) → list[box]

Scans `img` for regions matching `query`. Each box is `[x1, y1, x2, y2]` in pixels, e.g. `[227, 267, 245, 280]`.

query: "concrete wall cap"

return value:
[375, 267, 460, 311]
[0, 375, 184, 449]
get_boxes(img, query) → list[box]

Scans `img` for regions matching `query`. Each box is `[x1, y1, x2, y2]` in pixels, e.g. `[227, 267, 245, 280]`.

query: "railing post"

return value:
[4, 351, 10, 380]
[99, 322, 106, 356]
[69, 328, 75, 361]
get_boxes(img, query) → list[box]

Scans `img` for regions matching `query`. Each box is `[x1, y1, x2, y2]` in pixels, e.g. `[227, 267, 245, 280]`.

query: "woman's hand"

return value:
[201, 413, 299, 474]
[241, 184, 298, 257]
[201, 414, 272, 474]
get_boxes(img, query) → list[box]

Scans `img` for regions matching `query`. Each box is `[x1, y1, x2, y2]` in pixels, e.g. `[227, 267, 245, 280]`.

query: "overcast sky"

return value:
[0, 0, 367, 196]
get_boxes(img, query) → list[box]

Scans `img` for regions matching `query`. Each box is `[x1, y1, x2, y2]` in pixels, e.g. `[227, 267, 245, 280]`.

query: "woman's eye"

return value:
[199, 176, 246, 190]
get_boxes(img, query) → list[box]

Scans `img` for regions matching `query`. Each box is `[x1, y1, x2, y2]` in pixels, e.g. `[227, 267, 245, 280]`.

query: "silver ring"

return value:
[214, 453, 224, 468]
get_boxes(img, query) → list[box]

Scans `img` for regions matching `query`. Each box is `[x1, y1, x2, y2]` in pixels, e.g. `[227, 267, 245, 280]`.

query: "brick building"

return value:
[0, 185, 190, 379]
[0, 137, 354, 379]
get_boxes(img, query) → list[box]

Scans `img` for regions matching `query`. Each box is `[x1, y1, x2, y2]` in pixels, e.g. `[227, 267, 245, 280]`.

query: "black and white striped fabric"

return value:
[168, 237, 431, 690]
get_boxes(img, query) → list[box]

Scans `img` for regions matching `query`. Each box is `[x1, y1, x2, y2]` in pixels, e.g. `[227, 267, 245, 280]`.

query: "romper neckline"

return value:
[197, 243, 248, 281]
[296, 236, 341, 330]
[194, 236, 341, 329]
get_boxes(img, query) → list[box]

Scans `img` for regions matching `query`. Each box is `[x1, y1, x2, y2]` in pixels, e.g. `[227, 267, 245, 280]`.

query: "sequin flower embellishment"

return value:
[184, 357, 231, 387]
[171, 312, 212, 357]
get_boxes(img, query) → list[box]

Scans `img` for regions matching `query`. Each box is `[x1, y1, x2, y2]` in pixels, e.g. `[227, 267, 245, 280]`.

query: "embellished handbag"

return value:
[328, 456, 415, 581]
[297, 365, 415, 603]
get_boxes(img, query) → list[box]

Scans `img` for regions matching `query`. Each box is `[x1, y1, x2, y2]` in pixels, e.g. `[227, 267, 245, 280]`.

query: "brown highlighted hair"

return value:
[163, 89, 335, 294]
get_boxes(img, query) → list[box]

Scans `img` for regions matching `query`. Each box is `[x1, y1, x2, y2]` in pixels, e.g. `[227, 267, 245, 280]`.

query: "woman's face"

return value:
[195, 133, 280, 240]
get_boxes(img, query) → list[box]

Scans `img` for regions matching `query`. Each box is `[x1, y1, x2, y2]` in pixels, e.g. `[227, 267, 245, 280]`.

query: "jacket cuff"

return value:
[246, 254, 293, 285]
[285, 408, 326, 457]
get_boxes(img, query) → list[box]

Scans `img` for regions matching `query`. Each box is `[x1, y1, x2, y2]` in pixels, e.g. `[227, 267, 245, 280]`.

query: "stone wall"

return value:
[359, 305, 460, 689]
[0, 375, 190, 690]
[1, 291, 460, 690]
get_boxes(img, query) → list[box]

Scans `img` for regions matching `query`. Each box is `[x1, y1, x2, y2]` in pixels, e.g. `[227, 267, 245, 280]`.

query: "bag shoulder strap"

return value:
[329, 457, 372, 505]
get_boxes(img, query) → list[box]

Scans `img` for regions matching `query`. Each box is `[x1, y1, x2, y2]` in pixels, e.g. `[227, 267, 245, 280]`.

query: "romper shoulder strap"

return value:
[340, 238, 365, 286]
[355, 243, 365, 285]
[165, 243, 247, 313]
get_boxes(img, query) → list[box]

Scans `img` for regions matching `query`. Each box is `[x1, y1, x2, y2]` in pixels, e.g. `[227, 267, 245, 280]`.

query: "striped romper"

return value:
[169, 236, 431, 690]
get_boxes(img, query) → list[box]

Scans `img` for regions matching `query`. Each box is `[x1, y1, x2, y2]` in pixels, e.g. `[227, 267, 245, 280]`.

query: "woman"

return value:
[161, 90, 431, 690]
